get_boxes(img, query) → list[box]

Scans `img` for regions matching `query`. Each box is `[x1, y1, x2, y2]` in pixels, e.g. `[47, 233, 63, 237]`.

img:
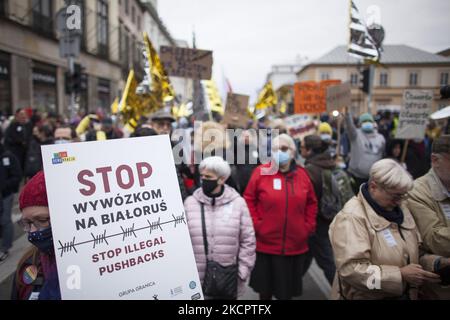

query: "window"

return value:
[0, 0, 7, 16]
[350, 73, 358, 86]
[132, 6, 135, 23]
[32, 0, 53, 37]
[380, 72, 388, 87]
[320, 72, 330, 81]
[409, 72, 418, 86]
[440, 72, 449, 86]
[137, 15, 141, 30]
[125, 0, 129, 15]
[121, 26, 130, 68]
[97, 0, 109, 58]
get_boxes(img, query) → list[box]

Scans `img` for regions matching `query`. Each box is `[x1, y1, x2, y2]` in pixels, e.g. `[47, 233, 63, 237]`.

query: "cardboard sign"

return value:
[294, 80, 341, 114]
[326, 82, 351, 112]
[160, 46, 213, 80]
[284, 114, 317, 140]
[41, 136, 202, 300]
[395, 90, 433, 140]
[223, 93, 250, 128]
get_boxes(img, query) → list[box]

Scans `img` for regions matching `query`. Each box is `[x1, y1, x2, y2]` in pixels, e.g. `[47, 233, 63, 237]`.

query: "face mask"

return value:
[28, 227, 54, 254]
[54, 139, 71, 145]
[273, 150, 291, 166]
[320, 134, 332, 142]
[201, 179, 219, 196]
[361, 122, 374, 133]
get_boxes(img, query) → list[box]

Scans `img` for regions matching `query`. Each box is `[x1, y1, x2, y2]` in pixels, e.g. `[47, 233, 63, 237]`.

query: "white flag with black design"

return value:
[348, 0, 379, 61]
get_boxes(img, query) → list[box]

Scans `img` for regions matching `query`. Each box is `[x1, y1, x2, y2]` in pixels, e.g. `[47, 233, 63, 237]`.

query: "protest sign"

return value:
[294, 82, 321, 114]
[223, 93, 250, 128]
[284, 114, 317, 140]
[160, 46, 213, 80]
[294, 80, 341, 114]
[395, 90, 433, 140]
[326, 82, 351, 112]
[41, 136, 202, 300]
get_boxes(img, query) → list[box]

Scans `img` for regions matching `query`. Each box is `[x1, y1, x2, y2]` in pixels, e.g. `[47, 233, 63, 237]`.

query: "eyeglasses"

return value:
[17, 218, 50, 232]
[384, 189, 409, 201]
[390, 193, 409, 201]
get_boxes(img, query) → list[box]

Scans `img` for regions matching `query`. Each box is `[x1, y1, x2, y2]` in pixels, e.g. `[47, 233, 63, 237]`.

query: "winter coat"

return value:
[305, 151, 336, 201]
[0, 143, 23, 197]
[4, 121, 32, 168]
[329, 190, 424, 300]
[244, 161, 318, 256]
[184, 185, 256, 297]
[345, 113, 385, 179]
[407, 168, 450, 299]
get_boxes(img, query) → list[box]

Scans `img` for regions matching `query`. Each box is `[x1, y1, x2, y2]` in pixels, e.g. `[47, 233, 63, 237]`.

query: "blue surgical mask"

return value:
[273, 150, 291, 166]
[28, 227, 54, 254]
[361, 122, 374, 133]
[320, 134, 332, 142]
[54, 139, 71, 145]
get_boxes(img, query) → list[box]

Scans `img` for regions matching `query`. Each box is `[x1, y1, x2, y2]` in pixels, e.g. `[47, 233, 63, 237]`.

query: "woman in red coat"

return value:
[244, 133, 318, 300]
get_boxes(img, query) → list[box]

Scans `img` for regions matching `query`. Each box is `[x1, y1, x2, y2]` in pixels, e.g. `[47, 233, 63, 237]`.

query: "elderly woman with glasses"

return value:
[329, 159, 440, 300]
[11, 171, 61, 300]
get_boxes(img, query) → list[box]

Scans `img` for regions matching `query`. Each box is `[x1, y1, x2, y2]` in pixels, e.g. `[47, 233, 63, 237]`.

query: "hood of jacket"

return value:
[305, 151, 336, 170]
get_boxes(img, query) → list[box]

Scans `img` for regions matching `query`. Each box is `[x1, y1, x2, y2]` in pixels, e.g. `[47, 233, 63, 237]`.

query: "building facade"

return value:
[0, 0, 186, 118]
[297, 45, 450, 115]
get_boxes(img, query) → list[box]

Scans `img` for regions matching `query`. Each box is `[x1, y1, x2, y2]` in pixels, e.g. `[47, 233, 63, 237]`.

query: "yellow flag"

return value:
[203, 80, 224, 115]
[111, 97, 119, 115]
[119, 70, 147, 132]
[255, 81, 278, 110]
[143, 32, 176, 107]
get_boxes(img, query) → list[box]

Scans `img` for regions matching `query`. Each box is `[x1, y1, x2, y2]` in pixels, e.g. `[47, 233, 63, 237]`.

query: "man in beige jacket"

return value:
[408, 135, 450, 299]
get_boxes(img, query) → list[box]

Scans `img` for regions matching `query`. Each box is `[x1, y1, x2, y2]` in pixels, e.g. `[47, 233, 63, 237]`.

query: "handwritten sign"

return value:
[160, 46, 213, 80]
[395, 90, 433, 140]
[294, 80, 341, 114]
[41, 136, 202, 300]
[223, 93, 250, 128]
[326, 82, 351, 112]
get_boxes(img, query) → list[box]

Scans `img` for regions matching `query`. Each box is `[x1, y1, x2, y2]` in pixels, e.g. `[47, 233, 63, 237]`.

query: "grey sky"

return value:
[158, 0, 450, 103]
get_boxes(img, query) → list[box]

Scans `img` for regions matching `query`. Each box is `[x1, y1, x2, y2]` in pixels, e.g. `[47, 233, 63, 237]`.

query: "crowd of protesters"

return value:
[0, 104, 449, 300]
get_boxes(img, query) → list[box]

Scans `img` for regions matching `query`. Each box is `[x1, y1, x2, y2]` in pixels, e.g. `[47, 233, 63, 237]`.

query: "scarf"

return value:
[361, 183, 404, 225]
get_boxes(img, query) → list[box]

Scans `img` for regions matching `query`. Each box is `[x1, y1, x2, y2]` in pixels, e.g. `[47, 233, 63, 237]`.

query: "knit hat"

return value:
[19, 171, 48, 210]
[359, 113, 374, 124]
[318, 122, 333, 135]
[303, 135, 324, 152]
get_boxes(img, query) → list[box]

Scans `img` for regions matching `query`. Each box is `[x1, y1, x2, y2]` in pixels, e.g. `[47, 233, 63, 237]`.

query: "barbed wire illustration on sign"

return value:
[56, 212, 186, 257]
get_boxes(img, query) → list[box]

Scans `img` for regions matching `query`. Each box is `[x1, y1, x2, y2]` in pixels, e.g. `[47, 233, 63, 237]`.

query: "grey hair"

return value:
[369, 159, 414, 191]
[272, 134, 297, 153]
[199, 156, 231, 180]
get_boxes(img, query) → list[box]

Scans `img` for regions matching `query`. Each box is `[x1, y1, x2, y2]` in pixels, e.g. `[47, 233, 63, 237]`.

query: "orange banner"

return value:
[294, 80, 341, 114]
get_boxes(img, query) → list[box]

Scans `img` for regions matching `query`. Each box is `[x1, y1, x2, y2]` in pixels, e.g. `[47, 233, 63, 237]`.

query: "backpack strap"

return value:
[322, 169, 333, 195]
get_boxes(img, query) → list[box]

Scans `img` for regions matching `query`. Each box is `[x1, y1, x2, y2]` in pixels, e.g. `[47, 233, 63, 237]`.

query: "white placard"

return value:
[395, 90, 433, 140]
[42, 136, 203, 300]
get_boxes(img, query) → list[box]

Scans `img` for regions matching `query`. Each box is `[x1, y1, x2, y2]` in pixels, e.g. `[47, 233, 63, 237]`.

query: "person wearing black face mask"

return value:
[184, 156, 256, 299]
[11, 171, 61, 300]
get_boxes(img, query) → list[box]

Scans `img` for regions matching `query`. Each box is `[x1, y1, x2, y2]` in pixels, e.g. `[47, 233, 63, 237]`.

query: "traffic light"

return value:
[359, 68, 371, 94]
[72, 63, 82, 94]
[65, 63, 83, 94]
